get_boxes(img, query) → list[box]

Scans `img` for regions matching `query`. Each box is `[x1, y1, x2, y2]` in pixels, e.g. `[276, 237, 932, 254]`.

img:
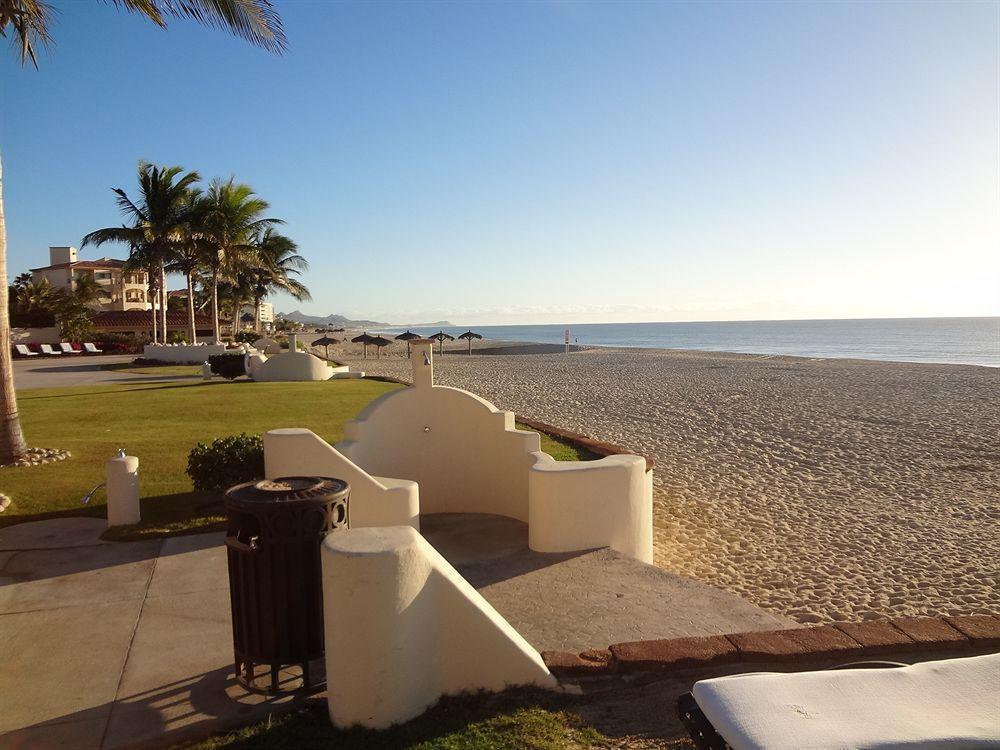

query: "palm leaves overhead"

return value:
[0, 0, 286, 68]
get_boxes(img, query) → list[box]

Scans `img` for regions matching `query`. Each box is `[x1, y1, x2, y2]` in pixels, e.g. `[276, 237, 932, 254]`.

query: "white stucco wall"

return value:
[251, 351, 335, 382]
[322, 526, 555, 729]
[252, 337, 281, 355]
[264, 428, 419, 529]
[337, 342, 540, 520]
[142, 343, 227, 364]
[528, 452, 654, 562]
[270, 340, 653, 563]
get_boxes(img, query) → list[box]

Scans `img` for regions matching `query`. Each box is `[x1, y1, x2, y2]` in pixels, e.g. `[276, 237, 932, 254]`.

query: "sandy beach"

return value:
[327, 338, 999, 625]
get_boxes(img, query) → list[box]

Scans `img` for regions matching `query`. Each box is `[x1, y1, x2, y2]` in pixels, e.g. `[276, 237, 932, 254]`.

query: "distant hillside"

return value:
[278, 310, 390, 328]
[396, 320, 455, 328]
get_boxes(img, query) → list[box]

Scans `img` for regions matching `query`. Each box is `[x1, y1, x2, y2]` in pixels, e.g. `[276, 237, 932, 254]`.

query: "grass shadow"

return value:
[0, 492, 226, 541]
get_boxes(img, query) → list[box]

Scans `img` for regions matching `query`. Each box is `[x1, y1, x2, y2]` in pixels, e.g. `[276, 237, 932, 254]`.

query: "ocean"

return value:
[387, 317, 1000, 367]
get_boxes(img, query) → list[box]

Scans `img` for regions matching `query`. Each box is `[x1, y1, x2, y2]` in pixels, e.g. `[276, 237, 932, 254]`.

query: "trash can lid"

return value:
[225, 476, 349, 510]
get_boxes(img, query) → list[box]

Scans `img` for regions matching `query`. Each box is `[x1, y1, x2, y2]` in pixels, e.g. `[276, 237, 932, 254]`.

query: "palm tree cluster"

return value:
[0, 0, 285, 461]
[10, 272, 108, 341]
[82, 163, 310, 344]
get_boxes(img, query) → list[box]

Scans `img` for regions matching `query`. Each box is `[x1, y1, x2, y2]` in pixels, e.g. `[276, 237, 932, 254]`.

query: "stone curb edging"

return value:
[541, 615, 1000, 678]
[363, 375, 656, 471]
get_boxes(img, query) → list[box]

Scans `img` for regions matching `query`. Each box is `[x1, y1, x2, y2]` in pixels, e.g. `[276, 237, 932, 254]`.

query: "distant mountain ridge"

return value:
[278, 310, 455, 329]
[277, 310, 390, 328]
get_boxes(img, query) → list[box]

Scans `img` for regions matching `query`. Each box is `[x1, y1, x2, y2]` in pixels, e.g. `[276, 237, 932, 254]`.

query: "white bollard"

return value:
[106, 454, 140, 527]
[202, 361, 213, 380]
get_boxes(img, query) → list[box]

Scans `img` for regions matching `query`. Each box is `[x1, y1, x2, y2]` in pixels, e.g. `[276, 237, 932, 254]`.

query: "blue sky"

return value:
[2, 1, 997, 325]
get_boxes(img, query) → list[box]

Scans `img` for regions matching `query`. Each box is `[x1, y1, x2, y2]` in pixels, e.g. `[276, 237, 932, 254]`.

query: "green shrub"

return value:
[208, 353, 247, 380]
[234, 330, 258, 345]
[167, 331, 189, 344]
[186, 433, 264, 494]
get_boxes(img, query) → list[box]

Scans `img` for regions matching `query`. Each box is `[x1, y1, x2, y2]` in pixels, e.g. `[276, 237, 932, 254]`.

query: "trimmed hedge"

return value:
[208, 353, 247, 380]
[186, 433, 264, 494]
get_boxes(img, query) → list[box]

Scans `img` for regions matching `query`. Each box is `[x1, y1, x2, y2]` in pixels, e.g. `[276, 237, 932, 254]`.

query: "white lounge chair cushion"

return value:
[692, 652, 1000, 750]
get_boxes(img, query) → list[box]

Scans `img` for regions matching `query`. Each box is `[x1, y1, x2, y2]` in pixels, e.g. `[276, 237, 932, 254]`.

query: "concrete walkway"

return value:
[13, 356, 198, 390]
[0, 514, 794, 749]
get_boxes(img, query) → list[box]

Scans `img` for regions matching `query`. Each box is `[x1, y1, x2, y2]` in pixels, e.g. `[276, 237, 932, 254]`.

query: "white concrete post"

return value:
[106, 454, 140, 527]
[287, 333, 298, 352]
[410, 339, 434, 390]
[201, 361, 213, 380]
[322, 526, 554, 729]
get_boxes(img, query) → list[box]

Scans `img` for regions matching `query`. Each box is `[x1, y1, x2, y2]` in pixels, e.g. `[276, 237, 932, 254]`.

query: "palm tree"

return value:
[167, 190, 209, 342]
[199, 177, 282, 342]
[0, 0, 285, 461]
[248, 228, 310, 332]
[82, 163, 201, 345]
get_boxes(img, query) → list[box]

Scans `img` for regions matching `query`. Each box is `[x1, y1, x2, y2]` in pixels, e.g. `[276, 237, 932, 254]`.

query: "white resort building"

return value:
[31, 246, 151, 312]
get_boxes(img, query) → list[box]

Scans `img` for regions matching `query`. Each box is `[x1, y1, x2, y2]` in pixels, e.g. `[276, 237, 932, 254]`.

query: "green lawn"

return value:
[1, 374, 593, 540]
[182, 688, 612, 750]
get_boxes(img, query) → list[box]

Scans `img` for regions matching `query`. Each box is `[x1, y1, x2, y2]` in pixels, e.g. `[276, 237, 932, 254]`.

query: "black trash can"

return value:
[224, 476, 349, 694]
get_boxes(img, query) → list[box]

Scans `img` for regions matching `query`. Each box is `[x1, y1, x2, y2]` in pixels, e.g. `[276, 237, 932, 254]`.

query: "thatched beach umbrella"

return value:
[395, 329, 420, 356]
[370, 335, 391, 359]
[457, 330, 483, 355]
[428, 331, 455, 355]
[312, 335, 340, 360]
[351, 332, 375, 358]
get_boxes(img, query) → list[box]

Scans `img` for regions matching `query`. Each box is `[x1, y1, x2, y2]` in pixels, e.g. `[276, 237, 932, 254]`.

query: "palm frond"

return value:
[107, 0, 285, 53]
[0, 0, 55, 68]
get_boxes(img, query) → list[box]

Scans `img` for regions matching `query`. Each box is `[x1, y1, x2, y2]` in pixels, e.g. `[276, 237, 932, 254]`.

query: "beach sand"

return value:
[325, 337, 999, 624]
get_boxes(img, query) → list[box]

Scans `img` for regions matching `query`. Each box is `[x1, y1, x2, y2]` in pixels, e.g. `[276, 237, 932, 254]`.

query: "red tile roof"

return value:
[90, 310, 212, 328]
[31, 258, 128, 272]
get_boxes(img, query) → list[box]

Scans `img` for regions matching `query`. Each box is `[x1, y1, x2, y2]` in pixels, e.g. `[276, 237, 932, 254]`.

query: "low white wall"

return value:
[337, 343, 540, 520]
[142, 343, 227, 364]
[264, 428, 419, 529]
[253, 337, 281, 355]
[334, 339, 654, 561]
[528, 452, 654, 563]
[322, 526, 555, 729]
[252, 351, 334, 382]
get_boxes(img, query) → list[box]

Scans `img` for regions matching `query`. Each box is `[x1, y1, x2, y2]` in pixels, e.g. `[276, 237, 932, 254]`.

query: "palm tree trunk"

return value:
[211, 267, 220, 343]
[159, 260, 168, 343]
[253, 295, 261, 334]
[0, 151, 28, 462]
[186, 272, 197, 343]
[149, 267, 158, 344]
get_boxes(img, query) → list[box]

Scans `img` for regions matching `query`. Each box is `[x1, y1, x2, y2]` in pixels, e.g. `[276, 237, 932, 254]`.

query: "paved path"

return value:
[13, 356, 198, 390]
[0, 514, 794, 749]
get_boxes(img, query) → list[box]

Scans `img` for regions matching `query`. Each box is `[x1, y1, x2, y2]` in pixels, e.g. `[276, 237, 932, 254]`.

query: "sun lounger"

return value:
[83, 342, 104, 354]
[14, 344, 38, 357]
[39, 344, 61, 356]
[59, 343, 82, 355]
[678, 653, 1000, 750]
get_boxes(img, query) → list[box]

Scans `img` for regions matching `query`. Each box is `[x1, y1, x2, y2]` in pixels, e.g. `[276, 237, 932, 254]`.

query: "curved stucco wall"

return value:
[251, 351, 335, 382]
[529, 452, 653, 563]
[337, 385, 540, 521]
[253, 337, 281, 355]
[142, 343, 227, 364]
[264, 428, 419, 529]
[322, 526, 555, 729]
